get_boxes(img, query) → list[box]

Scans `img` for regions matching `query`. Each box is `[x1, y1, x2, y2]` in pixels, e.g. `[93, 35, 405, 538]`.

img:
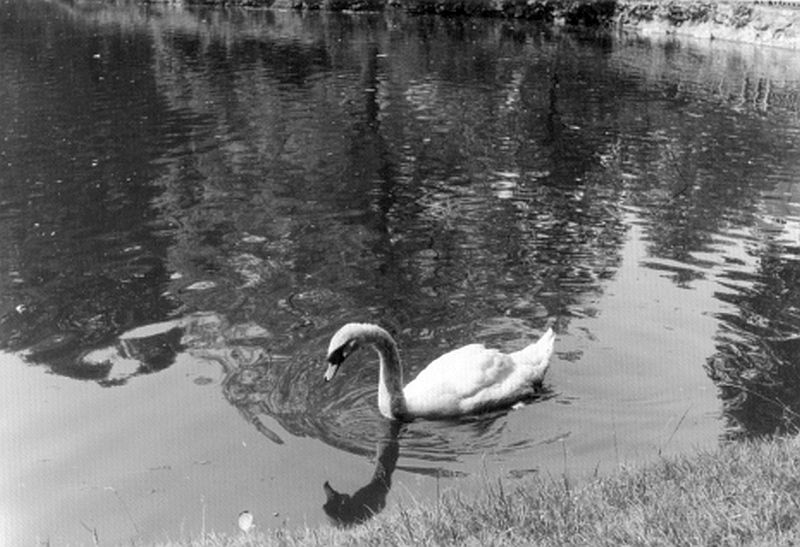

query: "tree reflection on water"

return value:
[708, 243, 800, 439]
[2, 1, 800, 452]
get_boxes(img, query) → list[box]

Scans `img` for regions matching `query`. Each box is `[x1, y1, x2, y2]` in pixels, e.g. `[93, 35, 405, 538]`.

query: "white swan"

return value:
[323, 323, 556, 421]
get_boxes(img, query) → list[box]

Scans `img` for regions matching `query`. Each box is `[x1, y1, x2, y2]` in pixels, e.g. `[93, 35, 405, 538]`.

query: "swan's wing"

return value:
[402, 330, 555, 417]
[403, 345, 520, 414]
[411, 345, 512, 388]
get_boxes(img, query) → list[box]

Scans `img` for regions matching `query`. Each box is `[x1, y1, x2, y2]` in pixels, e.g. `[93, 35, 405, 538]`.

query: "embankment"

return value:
[155, 0, 800, 49]
[617, 1, 800, 49]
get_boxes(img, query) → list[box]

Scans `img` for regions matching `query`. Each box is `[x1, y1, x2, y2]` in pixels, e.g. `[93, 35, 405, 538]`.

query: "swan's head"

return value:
[324, 323, 366, 382]
[324, 323, 391, 382]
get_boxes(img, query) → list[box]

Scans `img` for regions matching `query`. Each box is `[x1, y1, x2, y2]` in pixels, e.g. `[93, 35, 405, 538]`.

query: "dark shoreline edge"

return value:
[141, 0, 800, 49]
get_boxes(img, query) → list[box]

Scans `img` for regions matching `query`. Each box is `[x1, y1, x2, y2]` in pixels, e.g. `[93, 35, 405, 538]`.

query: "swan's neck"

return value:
[372, 336, 408, 420]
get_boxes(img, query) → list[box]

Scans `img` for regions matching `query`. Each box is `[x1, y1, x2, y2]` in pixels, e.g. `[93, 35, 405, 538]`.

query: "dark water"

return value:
[3, 0, 800, 543]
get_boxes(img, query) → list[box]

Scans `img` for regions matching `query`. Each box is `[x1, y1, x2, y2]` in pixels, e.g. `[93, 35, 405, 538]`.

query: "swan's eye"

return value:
[327, 346, 347, 366]
[327, 340, 356, 366]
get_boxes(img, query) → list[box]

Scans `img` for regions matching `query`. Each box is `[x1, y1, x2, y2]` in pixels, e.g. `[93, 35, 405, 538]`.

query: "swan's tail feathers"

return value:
[511, 327, 556, 384]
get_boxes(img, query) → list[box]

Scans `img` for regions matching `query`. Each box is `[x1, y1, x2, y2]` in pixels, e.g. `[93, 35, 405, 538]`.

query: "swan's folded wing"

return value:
[403, 345, 518, 414]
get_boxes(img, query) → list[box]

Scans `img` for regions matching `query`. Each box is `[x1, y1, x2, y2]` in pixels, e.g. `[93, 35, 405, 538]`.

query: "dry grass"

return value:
[163, 435, 800, 546]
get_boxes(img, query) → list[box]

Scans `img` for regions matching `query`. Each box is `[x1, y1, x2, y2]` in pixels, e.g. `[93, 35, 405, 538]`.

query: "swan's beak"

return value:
[324, 362, 340, 382]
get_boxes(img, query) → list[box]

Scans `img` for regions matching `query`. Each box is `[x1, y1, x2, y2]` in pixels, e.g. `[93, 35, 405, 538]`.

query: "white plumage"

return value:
[324, 323, 555, 421]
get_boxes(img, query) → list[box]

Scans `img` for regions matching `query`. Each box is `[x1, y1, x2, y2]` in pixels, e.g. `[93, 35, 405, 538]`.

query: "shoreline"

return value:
[143, 0, 800, 49]
[164, 434, 800, 546]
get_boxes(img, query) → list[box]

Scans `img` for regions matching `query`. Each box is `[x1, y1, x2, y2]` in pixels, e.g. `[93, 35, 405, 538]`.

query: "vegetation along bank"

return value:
[165, 435, 800, 546]
[154, 0, 800, 49]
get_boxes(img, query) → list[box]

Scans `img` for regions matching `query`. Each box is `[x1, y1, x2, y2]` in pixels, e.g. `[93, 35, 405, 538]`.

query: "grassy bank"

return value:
[164, 435, 800, 546]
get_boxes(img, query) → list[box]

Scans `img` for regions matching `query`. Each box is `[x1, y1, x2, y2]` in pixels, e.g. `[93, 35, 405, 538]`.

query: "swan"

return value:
[323, 323, 556, 421]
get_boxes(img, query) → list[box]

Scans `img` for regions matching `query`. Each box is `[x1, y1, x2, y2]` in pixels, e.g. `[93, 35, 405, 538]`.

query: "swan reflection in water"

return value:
[322, 420, 401, 527]
[319, 406, 544, 527]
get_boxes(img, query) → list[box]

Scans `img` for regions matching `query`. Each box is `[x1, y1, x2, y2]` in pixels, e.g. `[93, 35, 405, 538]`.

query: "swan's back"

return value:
[402, 328, 555, 417]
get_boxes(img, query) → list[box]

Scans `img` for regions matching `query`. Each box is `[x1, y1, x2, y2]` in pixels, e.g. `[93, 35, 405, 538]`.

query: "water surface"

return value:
[3, 1, 800, 544]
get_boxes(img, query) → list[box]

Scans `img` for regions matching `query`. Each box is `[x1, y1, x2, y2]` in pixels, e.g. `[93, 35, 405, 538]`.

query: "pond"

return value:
[3, 0, 800, 544]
